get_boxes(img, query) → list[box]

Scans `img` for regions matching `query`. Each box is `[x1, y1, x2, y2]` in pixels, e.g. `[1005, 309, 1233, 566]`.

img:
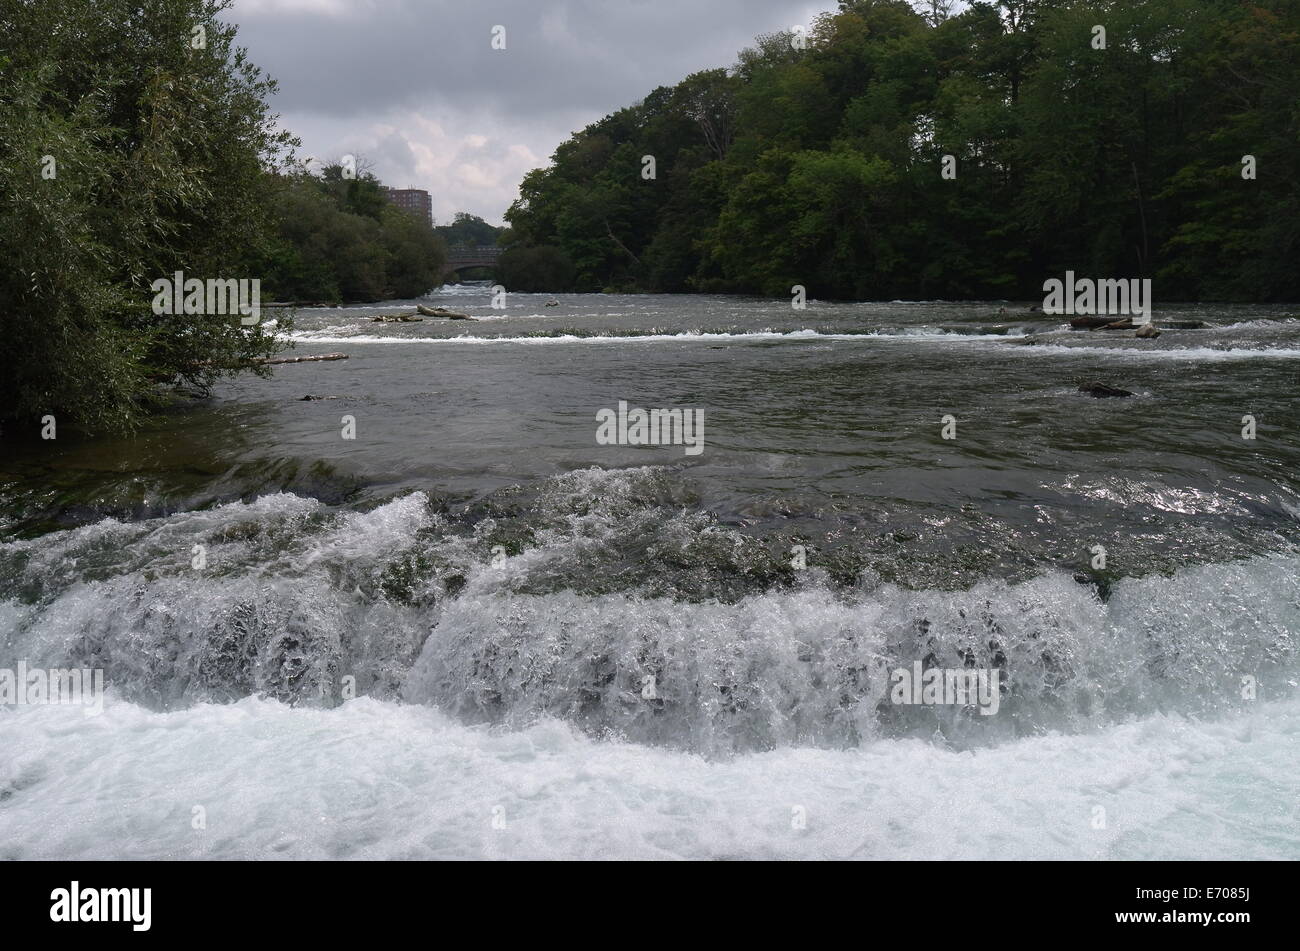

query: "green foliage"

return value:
[496, 246, 577, 292]
[435, 212, 502, 248]
[0, 0, 295, 434]
[503, 0, 1300, 301]
[258, 168, 448, 303]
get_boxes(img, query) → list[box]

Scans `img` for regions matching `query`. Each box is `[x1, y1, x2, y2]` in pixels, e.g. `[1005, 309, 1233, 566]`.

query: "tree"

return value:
[259, 170, 448, 302]
[0, 0, 296, 433]
[436, 212, 502, 248]
[497, 246, 577, 292]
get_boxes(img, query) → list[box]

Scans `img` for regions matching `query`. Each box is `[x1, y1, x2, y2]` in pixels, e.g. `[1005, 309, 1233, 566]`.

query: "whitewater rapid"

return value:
[4, 483, 1297, 752]
[2, 695, 1295, 860]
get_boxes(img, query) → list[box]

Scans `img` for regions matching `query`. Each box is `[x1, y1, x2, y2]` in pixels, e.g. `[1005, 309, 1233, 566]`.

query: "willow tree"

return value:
[0, 0, 297, 434]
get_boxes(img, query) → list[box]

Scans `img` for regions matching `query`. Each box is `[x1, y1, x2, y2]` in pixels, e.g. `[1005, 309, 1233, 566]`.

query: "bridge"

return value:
[446, 246, 502, 276]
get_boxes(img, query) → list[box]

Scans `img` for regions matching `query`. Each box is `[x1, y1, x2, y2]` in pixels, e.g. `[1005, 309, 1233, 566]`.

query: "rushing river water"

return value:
[2, 286, 1298, 859]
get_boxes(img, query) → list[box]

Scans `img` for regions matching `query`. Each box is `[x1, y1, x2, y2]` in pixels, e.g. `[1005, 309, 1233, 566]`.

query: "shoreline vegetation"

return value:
[0, 0, 496, 435]
[499, 0, 1300, 301]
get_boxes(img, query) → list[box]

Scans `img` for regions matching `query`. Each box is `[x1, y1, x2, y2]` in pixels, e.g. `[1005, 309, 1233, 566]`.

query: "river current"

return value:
[1, 286, 1297, 858]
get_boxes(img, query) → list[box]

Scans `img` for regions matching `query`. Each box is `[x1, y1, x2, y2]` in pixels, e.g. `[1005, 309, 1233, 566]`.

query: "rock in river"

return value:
[1078, 382, 1136, 398]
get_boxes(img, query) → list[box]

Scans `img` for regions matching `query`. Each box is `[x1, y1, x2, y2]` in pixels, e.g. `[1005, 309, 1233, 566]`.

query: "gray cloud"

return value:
[230, 0, 828, 223]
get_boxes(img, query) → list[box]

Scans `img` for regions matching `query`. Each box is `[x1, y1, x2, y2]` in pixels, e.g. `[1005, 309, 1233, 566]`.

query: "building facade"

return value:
[381, 187, 433, 227]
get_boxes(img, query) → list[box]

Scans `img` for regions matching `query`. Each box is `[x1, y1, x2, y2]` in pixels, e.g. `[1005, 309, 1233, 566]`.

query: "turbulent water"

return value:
[2, 287, 1298, 859]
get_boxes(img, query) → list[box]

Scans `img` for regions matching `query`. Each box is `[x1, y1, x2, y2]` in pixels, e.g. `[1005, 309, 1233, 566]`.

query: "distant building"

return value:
[381, 187, 433, 227]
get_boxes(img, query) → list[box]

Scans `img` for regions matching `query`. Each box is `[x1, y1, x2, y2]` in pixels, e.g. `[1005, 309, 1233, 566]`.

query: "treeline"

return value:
[435, 212, 502, 249]
[258, 166, 448, 303]
[503, 0, 1300, 301]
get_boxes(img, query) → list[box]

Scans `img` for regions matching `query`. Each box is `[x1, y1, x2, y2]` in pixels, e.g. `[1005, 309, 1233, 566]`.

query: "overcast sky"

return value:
[228, 0, 830, 225]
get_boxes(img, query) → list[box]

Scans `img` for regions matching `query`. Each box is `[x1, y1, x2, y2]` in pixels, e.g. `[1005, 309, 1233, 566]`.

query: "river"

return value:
[1, 286, 1297, 858]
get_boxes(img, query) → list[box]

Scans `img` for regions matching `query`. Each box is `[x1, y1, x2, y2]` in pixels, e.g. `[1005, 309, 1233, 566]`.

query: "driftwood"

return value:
[1071, 316, 1134, 330]
[191, 351, 348, 369]
[416, 304, 476, 320]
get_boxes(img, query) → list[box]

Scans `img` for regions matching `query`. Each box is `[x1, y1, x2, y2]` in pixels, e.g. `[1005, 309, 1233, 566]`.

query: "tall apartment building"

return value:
[381, 187, 433, 227]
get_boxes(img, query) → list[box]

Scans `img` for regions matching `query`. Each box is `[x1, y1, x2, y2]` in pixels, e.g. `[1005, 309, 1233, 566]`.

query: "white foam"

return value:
[279, 325, 1300, 358]
[999, 343, 1300, 361]
[0, 696, 1294, 859]
[405, 551, 1300, 751]
[4, 476, 1298, 740]
[282, 328, 1020, 346]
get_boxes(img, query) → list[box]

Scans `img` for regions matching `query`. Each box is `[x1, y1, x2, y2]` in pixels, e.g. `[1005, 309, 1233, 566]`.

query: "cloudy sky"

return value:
[228, 0, 831, 225]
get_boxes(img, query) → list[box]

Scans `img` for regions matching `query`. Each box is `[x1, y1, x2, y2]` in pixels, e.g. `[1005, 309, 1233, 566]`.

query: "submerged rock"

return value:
[1078, 382, 1136, 398]
[1135, 323, 1161, 339]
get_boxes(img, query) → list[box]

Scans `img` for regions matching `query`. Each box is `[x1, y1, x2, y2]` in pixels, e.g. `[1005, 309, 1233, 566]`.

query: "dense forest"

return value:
[503, 0, 1300, 301]
[258, 165, 448, 304]
[435, 212, 502, 248]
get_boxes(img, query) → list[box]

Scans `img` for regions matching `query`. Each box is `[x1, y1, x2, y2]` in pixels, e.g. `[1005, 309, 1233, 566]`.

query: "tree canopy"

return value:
[435, 212, 502, 248]
[258, 164, 448, 303]
[503, 0, 1300, 301]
